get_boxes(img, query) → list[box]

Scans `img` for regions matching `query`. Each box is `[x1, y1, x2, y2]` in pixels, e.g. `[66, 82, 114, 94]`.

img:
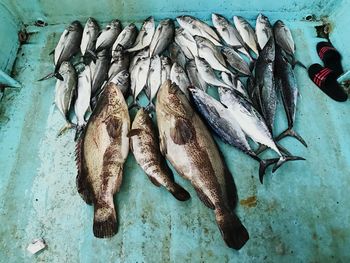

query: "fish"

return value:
[233, 16, 259, 56]
[218, 86, 304, 181]
[161, 56, 172, 84]
[127, 16, 155, 52]
[76, 82, 130, 238]
[222, 46, 252, 76]
[112, 23, 138, 50]
[74, 65, 92, 140]
[50, 21, 82, 80]
[186, 59, 208, 92]
[156, 80, 249, 249]
[211, 13, 252, 60]
[194, 56, 231, 89]
[108, 45, 130, 82]
[170, 62, 191, 98]
[273, 20, 305, 68]
[255, 14, 273, 50]
[195, 36, 231, 74]
[90, 49, 111, 96]
[176, 15, 222, 46]
[274, 46, 307, 147]
[146, 55, 162, 107]
[189, 87, 278, 179]
[54, 62, 77, 136]
[95, 19, 122, 53]
[254, 38, 276, 132]
[174, 27, 198, 59]
[149, 18, 175, 56]
[110, 70, 130, 98]
[129, 47, 149, 71]
[81, 18, 99, 60]
[168, 42, 186, 68]
[128, 108, 190, 201]
[221, 72, 249, 98]
[130, 56, 151, 102]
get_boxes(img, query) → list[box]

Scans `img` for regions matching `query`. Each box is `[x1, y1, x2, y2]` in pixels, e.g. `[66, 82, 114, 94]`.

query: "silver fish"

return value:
[233, 16, 259, 56]
[170, 62, 190, 98]
[174, 27, 198, 59]
[194, 56, 231, 89]
[161, 56, 172, 84]
[221, 72, 248, 98]
[127, 17, 155, 52]
[129, 47, 149, 71]
[156, 80, 249, 249]
[168, 42, 186, 68]
[212, 13, 252, 60]
[112, 23, 138, 50]
[54, 21, 82, 78]
[76, 82, 130, 238]
[222, 46, 252, 76]
[256, 14, 273, 50]
[195, 35, 230, 73]
[95, 19, 122, 52]
[75, 65, 92, 130]
[110, 70, 130, 98]
[186, 59, 207, 92]
[128, 108, 190, 201]
[149, 18, 175, 56]
[108, 45, 130, 82]
[130, 57, 151, 100]
[176, 15, 222, 46]
[273, 20, 295, 56]
[90, 49, 111, 96]
[55, 62, 77, 135]
[81, 18, 99, 57]
[146, 55, 162, 103]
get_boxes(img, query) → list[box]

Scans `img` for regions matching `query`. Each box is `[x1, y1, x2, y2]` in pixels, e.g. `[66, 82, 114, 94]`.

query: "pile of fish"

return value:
[42, 13, 308, 250]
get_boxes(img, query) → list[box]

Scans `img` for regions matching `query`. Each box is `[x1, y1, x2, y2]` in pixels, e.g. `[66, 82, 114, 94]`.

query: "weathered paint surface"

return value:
[0, 1, 350, 262]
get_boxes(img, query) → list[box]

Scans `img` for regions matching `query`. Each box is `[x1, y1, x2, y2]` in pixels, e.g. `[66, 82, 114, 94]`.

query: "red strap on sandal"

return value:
[318, 46, 336, 60]
[313, 68, 332, 86]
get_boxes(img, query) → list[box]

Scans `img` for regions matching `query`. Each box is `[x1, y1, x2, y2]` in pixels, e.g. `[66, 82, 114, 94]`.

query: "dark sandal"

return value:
[308, 63, 347, 102]
[317, 42, 344, 77]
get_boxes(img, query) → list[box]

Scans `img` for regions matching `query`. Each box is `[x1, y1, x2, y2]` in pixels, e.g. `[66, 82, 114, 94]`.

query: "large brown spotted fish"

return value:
[76, 82, 130, 238]
[156, 80, 249, 250]
[128, 108, 190, 201]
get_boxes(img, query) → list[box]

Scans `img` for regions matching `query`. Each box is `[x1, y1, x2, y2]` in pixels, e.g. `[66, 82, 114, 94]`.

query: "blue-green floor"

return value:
[0, 20, 349, 262]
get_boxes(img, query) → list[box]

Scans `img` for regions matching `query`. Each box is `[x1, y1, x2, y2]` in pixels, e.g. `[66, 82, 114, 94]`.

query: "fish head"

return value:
[161, 56, 172, 67]
[68, 20, 83, 31]
[212, 13, 228, 28]
[143, 16, 155, 31]
[193, 35, 207, 47]
[87, 17, 98, 29]
[125, 23, 136, 33]
[194, 56, 210, 71]
[59, 61, 74, 75]
[109, 19, 121, 30]
[157, 80, 192, 117]
[159, 18, 173, 27]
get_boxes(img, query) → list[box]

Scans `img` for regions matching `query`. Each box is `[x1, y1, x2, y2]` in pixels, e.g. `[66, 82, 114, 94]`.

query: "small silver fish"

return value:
[149, 18, 175, 56]
[127, 17, 155, 52]
[108, 45, 130, 82]
[146, 55, 162, 103]
[90, 49, 110, 96]
[222, 47, 252, 76]
[81, 18, 99, 57]
[176, 15, 222, 46]
[170, 62, 190, 98]
[75, 65, 92, 130]
[256, 14, 273, 50]
[186, 60, 207, 92]
[273, 20, 295, 56]
[112, 23, 138, 50]
[95, 19, 122, 52]
[174, 27, 198, 59]
[129, 47, 149, 71]
[233, 16, 259, 56]
[168, 42, 186, 68]
[110, 70, 130, 98]
[130, 57, 151, 100]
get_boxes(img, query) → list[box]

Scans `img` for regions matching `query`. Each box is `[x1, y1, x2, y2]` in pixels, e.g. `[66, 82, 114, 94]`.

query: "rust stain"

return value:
[240, 196, 257, 208]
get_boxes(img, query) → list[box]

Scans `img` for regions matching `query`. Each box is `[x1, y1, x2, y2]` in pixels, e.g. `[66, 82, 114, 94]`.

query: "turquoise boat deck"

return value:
[0, 0, 349, 262]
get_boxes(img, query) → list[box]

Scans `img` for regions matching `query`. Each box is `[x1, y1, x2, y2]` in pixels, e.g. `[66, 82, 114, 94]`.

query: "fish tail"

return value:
[215, 208, 249, 250]
[272, 156, 306, 173]
[291, 56, 307, 69]
[37, 72, 55, 81]
[169, 182, 191, 201]
[85, 50, 97, 63]
[259, 158, 279, 184]
[275, 128, 308, 147]
[74, 124, 85, 142]
[93, 200, 118, 238]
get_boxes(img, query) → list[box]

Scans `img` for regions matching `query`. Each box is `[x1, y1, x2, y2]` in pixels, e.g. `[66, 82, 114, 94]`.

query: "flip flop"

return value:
[317, 42, 344, 77]
[308, 63, 347, 102]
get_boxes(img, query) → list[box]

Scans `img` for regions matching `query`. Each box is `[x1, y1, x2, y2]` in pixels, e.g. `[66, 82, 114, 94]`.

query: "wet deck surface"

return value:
[0, 20, 349, 262]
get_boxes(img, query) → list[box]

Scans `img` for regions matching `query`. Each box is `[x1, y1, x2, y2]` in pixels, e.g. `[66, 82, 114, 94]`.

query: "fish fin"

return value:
[148, 176, 162, 187]
[74, 124, 86, 142]
[170, 118, 194, 145]
[193, 185, 215, 209]
[93, 200, 118, 238]
[275, 128, 308, 147]
[57, 122, 74, 137]
[291, 56, 307, 69]
[49, 49, 55, 55]
[215, 209, 249, 250]
[170, 182, 191, 201]
[54, 72, 64, 81]
[275, 143, 292, 156]
[259, 158, 279, 184]
[37, 72, 55, 81]
[86, 50, 98, 63]
[159, 133, 167, 156]
[105, 116, 121, 139]
[75, 135, 94, 205]
[127, 129, 143, 137]
[272, 156, 306, 173]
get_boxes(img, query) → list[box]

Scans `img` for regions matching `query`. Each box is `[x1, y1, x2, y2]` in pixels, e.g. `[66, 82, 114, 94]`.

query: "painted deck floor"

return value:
[0, 20, 349, 262]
